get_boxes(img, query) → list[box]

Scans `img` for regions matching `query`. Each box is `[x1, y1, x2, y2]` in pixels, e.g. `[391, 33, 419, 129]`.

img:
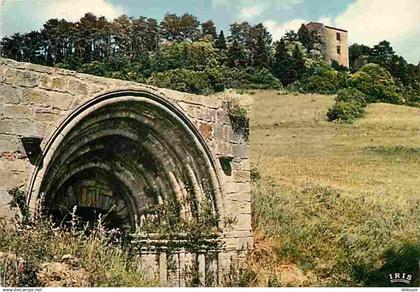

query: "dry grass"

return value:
[251, 90, 420, 197]
[0, 218, 157, 287]
[249, 90, 420, 286]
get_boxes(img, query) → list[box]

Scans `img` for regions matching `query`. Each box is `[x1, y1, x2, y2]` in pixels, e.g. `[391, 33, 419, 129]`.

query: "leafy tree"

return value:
[131, 17, 159, 54]
[201, 20, 217, 40]
[1, 33, 24, 61]
[112, 15, 133, 58]
[160, 13, 180, 41]
[228, 22, 251, 46]
[179, 13, 201, 41]
[370, 40, 394, 63]
[160, 13, 200, 42]
[349, 63, 403, 104]
[349, 43, 372, 71]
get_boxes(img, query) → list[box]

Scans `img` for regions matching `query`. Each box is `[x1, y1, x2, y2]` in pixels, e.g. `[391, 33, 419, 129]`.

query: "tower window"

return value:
[336, 32, 341, 41]
[337, 46, 341, 55]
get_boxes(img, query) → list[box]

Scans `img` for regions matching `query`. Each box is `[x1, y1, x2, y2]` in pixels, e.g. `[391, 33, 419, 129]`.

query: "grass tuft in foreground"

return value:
[0, 213, 156, 287]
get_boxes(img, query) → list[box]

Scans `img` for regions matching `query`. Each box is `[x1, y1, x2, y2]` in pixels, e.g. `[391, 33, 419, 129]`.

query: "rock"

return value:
[37, 261, 91, 287]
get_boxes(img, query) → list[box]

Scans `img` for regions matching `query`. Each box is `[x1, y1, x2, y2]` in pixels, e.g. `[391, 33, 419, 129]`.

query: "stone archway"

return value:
[27, 89, 225, 232]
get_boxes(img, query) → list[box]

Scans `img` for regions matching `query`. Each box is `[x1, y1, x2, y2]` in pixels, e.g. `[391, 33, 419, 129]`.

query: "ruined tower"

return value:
[306, 22, 349, 68]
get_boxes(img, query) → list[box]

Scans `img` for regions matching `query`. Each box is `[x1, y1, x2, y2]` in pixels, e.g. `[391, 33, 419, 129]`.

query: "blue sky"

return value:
[1, 0, 419, 63]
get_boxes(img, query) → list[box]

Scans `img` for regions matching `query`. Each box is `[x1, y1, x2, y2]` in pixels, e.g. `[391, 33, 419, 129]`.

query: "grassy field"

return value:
[248, 91, 420, 287]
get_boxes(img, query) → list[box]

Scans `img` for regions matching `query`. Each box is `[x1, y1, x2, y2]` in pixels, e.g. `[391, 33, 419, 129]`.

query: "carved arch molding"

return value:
[27, 90, 224, 234]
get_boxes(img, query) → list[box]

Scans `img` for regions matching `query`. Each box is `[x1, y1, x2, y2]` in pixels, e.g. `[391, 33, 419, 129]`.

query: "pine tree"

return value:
[248, 23, 272, 68]
[252, 33, 269, 68]
[272, 38, 293, 85]
[297, 24, 313, 50]
[291, 44, 306, 82]
[284, 30, 298, 42]
[215, 30, 227, 50]
[227, 39, 247, 68]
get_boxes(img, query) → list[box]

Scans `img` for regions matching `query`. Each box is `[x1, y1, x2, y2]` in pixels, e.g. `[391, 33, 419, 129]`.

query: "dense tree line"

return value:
[0, 13, 311, 92]
[1, 12, 419, 100]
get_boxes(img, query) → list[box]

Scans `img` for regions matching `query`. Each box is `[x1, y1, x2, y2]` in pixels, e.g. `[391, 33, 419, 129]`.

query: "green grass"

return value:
[249, 90, 420, 287]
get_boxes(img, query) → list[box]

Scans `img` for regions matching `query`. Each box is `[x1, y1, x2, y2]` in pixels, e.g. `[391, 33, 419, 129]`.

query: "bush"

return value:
[349, 63, 404, 104]
[148, 68, 211, 94]
[335, 88, 367, 106]
[298, 62, 348, 94]
[244, 67, 282, 90]
[327, 100, 365, 123]
[148, 66, 282, 95]
[227, 97, 249, 140]
[223, 67, 282, 90]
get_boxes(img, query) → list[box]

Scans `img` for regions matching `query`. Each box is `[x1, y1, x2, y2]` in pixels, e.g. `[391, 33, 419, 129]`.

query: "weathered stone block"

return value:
[232, 144, 248, 158]
[67, 78, 88, 96]
[227, 127, 243, 143]
[23, 88, 50, 106]
[0, 85, 22, 104]
[0, 135, 20, 152]
[233, 170, 249, 183]
[39, 75, 66, 91]
[11, 120, 42, 137]
[0, 188, 17, 218]
[213, 125, 226, 140]
[50, 92, 73, 110]
[0, 119, 13, 134]
[33, 110, 60, 122]
[215, 142, 233, 157]
[237, 182, 251, 194]
[233, 213, 252, 231]
[216, 109, 230, 124]
[5, 69, 38, 87]
[197, 108, 216, 122]
[3, 105, 32, 119]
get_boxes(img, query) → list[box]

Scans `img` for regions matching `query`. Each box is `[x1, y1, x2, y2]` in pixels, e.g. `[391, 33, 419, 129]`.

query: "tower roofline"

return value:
[324, 25, 348, 33]
[306, 22, 348, 33]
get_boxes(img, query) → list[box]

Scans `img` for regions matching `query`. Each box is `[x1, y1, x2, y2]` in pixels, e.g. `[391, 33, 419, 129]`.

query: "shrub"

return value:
[148, 68, 210, 94]
[227, 98, 249, 140]
[244, 67, 282, 90]
[327, 100, 365, 123]
[349, 63, 404, 104]
[298, 62, 348, 94]
[222, 67, 282, 90]
[335, 88, 367, 106]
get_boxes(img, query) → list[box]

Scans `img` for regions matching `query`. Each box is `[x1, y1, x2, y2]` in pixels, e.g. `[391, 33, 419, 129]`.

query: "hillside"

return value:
[249, 91, 420, 286]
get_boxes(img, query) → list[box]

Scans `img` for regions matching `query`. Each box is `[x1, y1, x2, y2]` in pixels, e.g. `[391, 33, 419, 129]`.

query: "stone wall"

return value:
[0, 58, 252, 286]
